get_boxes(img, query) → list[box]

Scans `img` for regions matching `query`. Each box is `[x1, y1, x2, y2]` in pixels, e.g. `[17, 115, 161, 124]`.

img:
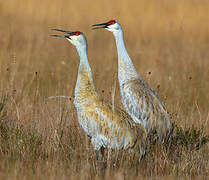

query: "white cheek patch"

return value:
[66, 38, 72, 43]
[110, 23, 119, 31]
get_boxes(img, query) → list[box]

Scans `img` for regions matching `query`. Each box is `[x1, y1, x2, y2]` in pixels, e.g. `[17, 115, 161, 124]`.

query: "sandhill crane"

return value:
[51, 29, 147, 161]
[92, 20, 172, 142]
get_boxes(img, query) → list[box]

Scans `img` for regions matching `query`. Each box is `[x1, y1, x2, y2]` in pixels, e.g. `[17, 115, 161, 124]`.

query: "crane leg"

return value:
[100, 146, 105, 162]
[138, 143, 146, 163]
[95, 146, 105, 161]
[95, 150, 99, 160]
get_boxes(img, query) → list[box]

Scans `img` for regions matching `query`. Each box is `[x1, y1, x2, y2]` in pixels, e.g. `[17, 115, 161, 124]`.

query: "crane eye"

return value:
[108, 20, 116, 25]
[73, 31, 81, 36]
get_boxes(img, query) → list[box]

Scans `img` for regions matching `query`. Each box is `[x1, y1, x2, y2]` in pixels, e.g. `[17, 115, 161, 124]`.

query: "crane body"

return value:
[92, 20, 173, 142]
[51, 29, 147, 160]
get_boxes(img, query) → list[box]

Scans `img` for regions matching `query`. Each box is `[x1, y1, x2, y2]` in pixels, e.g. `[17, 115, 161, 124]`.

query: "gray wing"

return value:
[120, 79, 168, 132]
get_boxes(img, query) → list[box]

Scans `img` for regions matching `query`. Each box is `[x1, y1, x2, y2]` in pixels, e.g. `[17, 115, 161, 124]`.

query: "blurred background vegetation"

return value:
[0, 0, 208, 179]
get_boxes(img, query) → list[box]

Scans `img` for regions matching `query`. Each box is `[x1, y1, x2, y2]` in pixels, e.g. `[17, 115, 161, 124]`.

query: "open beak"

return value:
[92, 22, 109, 30]
[51, 29, 74, 39]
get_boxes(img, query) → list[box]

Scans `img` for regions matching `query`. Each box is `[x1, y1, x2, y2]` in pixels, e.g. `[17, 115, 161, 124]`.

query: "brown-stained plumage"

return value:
[51, 29, 147, 161]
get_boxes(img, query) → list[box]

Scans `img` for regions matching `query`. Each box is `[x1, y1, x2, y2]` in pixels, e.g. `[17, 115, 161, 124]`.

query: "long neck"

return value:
[74, 45, 98, 103]
[114, 30, 139, 85]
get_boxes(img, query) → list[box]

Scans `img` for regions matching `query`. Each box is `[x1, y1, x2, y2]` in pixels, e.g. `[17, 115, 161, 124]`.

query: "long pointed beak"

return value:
[50, 34, 71, 39]
[92, 22, 109, 30]
[51, 29, 73, 34]
[51, 29, 73, 39]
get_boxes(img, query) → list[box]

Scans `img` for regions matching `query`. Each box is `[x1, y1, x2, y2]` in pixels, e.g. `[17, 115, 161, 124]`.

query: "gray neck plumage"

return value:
[76, 45, 92, 73]
[74, 45, 96, 100]
[113, 30, 140, 85]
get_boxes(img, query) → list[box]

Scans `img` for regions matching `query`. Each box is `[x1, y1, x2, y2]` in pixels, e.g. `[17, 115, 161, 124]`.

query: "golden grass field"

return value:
[0, 0, 209, 179]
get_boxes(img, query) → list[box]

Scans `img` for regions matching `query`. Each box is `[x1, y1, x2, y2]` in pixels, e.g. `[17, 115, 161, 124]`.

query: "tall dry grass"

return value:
[0, 0, 209, 179]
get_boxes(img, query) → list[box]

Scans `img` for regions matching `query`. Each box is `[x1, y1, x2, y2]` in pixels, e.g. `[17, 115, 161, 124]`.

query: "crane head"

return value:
[51, 29, 87, 48]
[92, 19, 121, 33]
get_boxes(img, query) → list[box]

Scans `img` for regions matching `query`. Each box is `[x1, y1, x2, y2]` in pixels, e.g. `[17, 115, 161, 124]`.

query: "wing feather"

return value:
[120, 79, 170, 133]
